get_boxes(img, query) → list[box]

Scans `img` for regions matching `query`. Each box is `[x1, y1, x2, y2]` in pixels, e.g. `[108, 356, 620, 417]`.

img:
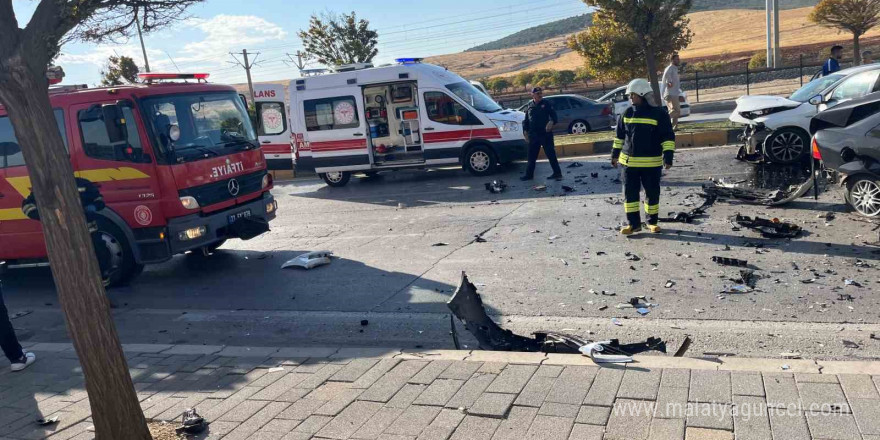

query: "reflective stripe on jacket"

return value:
[612, 104, 675, 167]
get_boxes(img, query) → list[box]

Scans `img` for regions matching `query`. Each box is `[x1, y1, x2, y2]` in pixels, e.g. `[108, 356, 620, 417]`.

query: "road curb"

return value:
[27, 342, 879, 374]
[546, 128, 740, 159]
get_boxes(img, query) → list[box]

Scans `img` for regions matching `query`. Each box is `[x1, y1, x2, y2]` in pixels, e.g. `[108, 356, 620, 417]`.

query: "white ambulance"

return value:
[285, 59, 527, 187]
[253, 83, 292, 170]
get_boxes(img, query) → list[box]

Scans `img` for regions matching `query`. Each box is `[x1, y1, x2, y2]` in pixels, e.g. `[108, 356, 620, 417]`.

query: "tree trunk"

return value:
[642, 39, 662, 107]
[0, 68, 151, 439]
[853, 33, 862, 66]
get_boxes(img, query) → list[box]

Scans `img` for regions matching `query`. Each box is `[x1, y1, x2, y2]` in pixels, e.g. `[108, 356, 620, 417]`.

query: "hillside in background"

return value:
[691, 0, 818, 10]
[465, 14, 592, 52]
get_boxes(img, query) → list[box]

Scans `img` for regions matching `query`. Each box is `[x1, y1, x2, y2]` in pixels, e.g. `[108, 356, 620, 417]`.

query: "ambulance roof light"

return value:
[395, 58, 423, 64]
[138, 73, 210, 83]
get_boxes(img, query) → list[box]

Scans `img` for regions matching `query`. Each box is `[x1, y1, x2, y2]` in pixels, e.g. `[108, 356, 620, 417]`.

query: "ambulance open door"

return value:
[297, 86, 371, 173]
[254, 84, 292, 170]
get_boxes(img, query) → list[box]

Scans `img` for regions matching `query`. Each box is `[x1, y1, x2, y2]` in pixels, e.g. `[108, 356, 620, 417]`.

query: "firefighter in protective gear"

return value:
[22, 178, 113, 285]
[611, 79, 675, 235]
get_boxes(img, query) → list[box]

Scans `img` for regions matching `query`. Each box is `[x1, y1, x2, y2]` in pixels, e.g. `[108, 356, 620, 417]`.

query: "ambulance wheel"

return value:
[94, 218, 141, 287]
[321, 171, 351, 187]
[464, 144, 498, 176]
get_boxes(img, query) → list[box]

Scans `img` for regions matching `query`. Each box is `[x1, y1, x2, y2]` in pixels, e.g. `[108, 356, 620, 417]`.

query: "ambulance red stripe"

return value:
[310, 139, 368, 152]
[424, 128, 502, 144]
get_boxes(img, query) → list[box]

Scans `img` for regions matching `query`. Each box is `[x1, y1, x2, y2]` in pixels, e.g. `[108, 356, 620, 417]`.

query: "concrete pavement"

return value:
[3, 343, 880, 439]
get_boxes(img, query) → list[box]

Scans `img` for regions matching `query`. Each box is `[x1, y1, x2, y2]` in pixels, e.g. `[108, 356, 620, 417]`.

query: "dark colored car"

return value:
[810, 91, 880, 216]
[518, 94, 614, 134]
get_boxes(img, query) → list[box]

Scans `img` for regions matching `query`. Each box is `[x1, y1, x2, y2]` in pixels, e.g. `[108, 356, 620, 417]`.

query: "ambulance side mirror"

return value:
[101, 104, 128, 143]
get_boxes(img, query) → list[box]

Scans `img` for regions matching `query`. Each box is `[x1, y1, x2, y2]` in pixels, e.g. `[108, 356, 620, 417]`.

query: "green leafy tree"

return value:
[554, 70, 577, 91]
[486, 77, 511, 93]
[809, 0, 880, 65]
[569, 0, 693, 99]
[298, 11, 378, 66]
[100, 55, 140, 86]
[0, 1, 202, 439]
[575, 66, 592, 87]
[513, 71, 534, 91]
[536, 76, 555, 89]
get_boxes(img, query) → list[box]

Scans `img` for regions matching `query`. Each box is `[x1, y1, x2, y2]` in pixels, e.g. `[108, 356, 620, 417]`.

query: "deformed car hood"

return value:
[734, 95, 801, 112]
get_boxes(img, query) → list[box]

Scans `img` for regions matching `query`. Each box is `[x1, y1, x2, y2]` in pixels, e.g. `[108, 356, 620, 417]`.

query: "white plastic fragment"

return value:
[281, 251, 333, 270]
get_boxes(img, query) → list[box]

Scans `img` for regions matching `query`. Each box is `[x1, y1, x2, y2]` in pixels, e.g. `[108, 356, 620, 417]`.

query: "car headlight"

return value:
[180, 196, 200, 210]
[492, 120, 520, 132]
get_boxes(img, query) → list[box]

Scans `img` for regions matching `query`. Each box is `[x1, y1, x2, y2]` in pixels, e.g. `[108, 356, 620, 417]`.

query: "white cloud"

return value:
[59, 45, 171, 71]
[180, 15, 287, 58]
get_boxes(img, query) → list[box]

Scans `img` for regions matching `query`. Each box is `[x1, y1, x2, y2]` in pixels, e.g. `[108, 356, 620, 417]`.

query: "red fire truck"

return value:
[0, 73, 277, 285]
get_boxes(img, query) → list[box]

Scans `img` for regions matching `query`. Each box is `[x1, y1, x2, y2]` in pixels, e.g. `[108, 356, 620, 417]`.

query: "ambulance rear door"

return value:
[296, 84, 371, 173]
[254, 84, 292, 170]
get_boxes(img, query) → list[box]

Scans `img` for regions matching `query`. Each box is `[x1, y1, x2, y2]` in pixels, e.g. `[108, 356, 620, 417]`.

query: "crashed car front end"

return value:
[729, 97, 803, 155]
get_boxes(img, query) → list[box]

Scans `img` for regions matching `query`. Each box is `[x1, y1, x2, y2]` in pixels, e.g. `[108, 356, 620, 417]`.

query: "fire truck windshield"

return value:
[141, 91, 257, 162]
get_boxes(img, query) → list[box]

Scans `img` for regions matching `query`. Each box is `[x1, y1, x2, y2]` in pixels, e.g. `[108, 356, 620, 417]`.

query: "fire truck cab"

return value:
[286, 59, 527, 187]
[0, 74, 277, 285]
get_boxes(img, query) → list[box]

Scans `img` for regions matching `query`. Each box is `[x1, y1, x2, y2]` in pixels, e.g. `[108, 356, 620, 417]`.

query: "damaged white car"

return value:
[730, 65, 880, 164]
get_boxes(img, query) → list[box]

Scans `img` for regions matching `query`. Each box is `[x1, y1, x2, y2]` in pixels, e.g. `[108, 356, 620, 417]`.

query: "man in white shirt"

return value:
[662, 53, 681, 131]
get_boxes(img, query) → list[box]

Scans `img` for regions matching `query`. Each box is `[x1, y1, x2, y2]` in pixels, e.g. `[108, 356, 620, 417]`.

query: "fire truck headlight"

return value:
[493, 120, 519, 132]
[177, 226, 206, 241]
[180, 196, 200, 210]
[262, 173, 272, 189]
[266, 200, 277, 214]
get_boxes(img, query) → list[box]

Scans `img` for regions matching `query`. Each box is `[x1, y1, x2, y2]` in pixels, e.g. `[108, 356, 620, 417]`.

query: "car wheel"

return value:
[764, 128, 809, 164]
[847, 176, 880, 217]
[569, 120, 590, 135]
[94, 218, 141, 287]
[320, 171, 351, 187]
[464, 144, 498, 176]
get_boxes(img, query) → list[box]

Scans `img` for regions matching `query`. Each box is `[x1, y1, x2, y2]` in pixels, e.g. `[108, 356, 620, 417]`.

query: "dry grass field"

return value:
[426, 6, 880, 79]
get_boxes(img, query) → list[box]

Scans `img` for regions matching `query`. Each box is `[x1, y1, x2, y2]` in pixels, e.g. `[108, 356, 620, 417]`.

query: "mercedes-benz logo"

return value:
[228, 178, 240, 196]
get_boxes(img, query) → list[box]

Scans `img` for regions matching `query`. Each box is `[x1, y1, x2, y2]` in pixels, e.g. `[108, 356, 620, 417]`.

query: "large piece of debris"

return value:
[281, 251, 333, 269]
[702, 178, 813, 206]
[447, 272, 669, 361]
[732, 214, 802, 238]
[660, 194, 717, 223]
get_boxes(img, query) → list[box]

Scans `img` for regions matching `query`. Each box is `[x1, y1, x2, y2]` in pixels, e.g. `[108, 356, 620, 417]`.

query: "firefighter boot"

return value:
[647, 224, 662, 233]
[620, 225, 642, 235]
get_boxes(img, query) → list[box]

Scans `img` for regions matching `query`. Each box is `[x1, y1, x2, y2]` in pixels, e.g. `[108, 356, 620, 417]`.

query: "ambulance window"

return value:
[304, 96, 360, 131]
[79, 105, 143, 162]
[424, 92, 481, 125]
[0, 109, 66, 168]
[257, 102, 287, 136]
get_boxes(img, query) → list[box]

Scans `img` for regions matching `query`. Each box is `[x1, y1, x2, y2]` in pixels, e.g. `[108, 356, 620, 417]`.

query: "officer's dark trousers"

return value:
[0, 283, 24, 363]
[524, 132, 562, 178]
[622, 166, 662, 227]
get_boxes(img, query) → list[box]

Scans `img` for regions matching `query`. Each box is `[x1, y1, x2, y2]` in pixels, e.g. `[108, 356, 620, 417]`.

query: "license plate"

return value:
[228, 210, 252, 224]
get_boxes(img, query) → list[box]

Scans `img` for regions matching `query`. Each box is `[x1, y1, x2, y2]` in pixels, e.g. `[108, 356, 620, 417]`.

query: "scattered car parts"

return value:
[702, 178, 814, 206]
[176, 408, 207, 435]
[712, 256, 749, 267]
[281, 251, 333, 270]
[447, 272, 668, 359]
[732, 214, 803, 238]
[485, 180, 507, 194]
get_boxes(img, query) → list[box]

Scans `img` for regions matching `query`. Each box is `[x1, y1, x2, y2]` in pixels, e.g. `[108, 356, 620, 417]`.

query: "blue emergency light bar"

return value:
[395, 58, 423, 64]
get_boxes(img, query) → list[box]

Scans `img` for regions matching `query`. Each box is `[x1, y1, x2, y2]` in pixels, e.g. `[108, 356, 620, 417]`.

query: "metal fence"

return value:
[496, 56, 853, 108]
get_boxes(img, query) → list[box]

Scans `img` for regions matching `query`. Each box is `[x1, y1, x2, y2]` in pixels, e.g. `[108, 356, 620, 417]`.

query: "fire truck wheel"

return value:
[320, 171, 351, 187]
[464, 144, 498, 176]
[94, 218, 141, 287]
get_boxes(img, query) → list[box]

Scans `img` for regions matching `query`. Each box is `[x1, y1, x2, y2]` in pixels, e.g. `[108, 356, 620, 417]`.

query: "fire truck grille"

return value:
[179, 170, 266, 207]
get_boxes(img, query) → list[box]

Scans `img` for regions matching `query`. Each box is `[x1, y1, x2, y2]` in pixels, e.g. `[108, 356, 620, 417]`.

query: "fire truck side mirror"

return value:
[101, 104, 128, 144]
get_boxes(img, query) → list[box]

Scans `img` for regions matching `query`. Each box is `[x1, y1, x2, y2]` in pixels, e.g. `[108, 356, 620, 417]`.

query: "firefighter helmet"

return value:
[625, 78, 653, 96]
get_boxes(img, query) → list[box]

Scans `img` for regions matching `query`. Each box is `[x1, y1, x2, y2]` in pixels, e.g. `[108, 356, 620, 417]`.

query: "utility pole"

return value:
[230, 49, 260, 104]
[135, 9, 151, 72]
[766, 0, 773, 68]
[773, 0, 781, 68]
[285, 51, 310, 75]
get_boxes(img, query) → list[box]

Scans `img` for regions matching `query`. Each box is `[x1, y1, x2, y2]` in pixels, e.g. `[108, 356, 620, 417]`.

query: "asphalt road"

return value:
[5, 146, 880, 360]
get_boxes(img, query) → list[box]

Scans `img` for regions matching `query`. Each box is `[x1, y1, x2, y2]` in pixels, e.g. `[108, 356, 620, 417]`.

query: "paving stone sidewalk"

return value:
[2, 344, 880, 440]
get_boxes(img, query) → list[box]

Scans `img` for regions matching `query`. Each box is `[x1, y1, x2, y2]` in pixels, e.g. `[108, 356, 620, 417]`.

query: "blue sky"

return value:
[11, 0, 588, 86]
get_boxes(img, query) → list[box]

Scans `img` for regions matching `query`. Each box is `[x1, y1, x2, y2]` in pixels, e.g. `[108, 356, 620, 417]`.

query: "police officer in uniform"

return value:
[521, 87, 563, 181]
[22, 178, 113, 284]
[611, 79, 675, 235]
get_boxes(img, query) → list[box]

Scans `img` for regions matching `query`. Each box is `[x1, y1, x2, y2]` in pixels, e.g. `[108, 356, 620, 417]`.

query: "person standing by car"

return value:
[662, 53, 682, 131]
[823, 45, 843, 76]
[611, 79, 676, 236]
[521, 87, 563, 181]
[0, 264, 36, 372]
